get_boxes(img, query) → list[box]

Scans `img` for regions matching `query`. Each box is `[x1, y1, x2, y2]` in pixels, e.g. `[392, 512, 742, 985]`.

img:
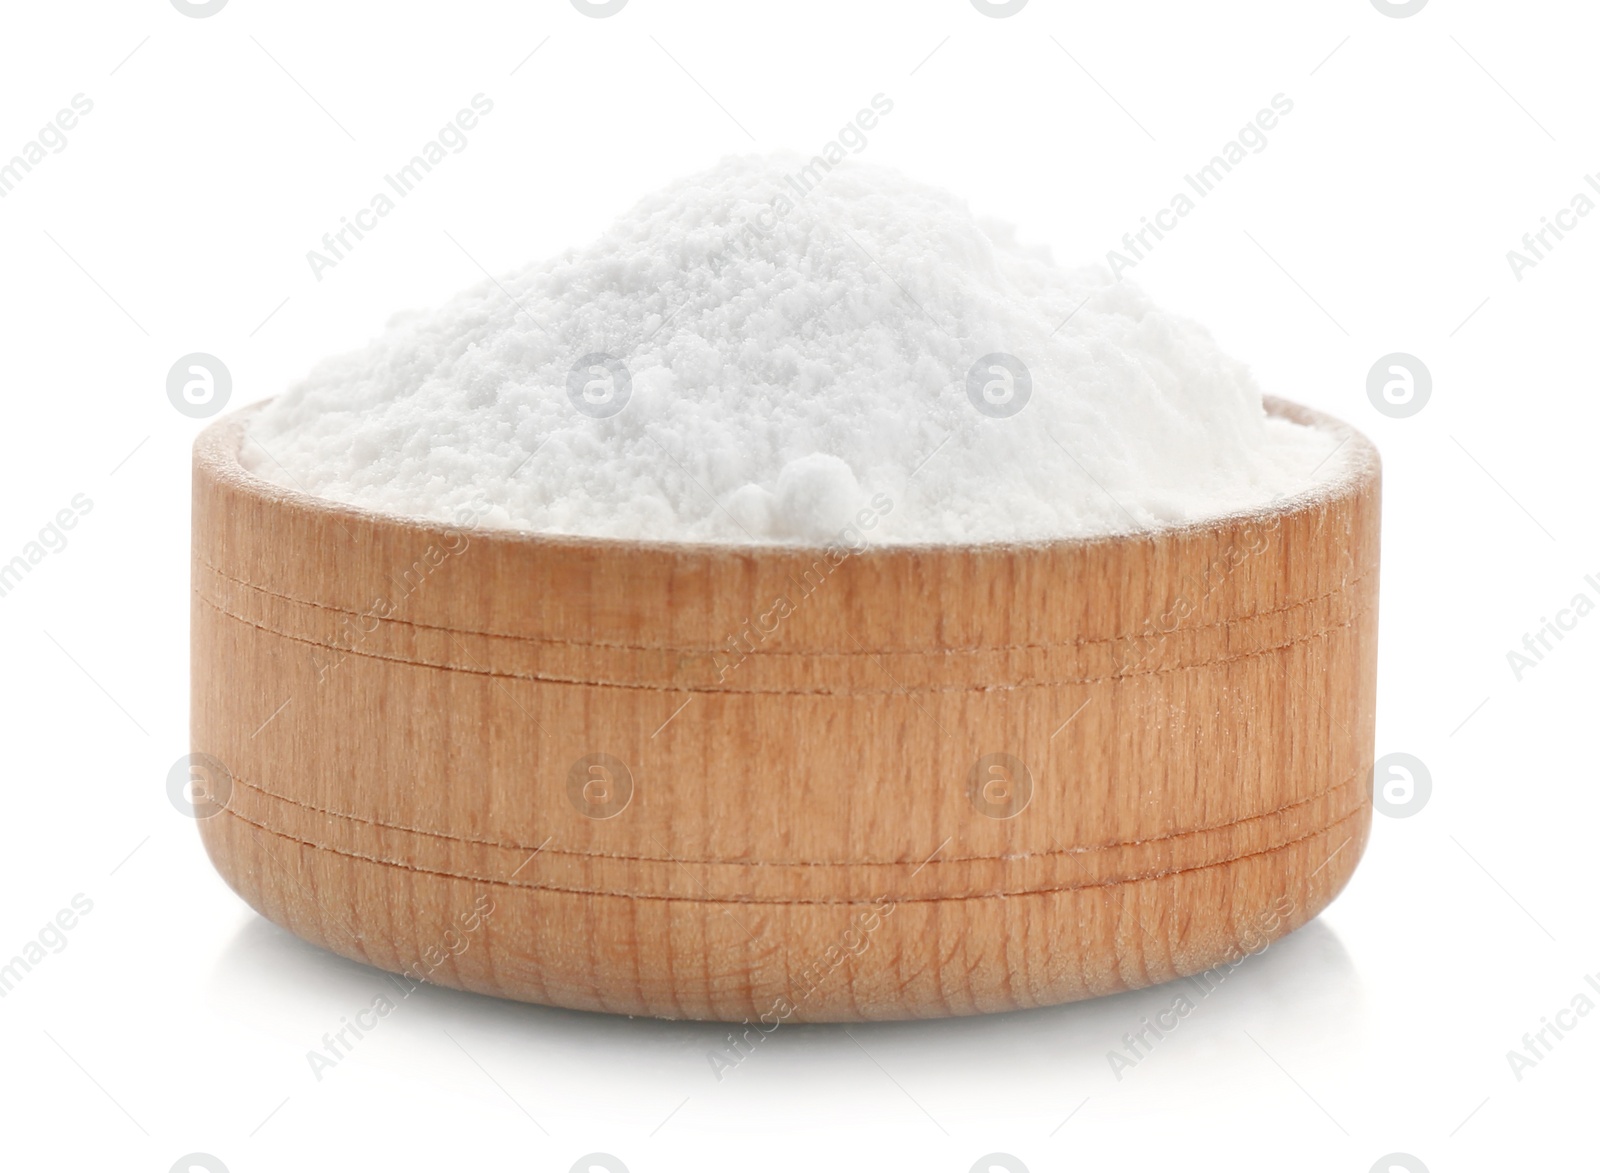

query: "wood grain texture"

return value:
[191, 397, 1380, 1022]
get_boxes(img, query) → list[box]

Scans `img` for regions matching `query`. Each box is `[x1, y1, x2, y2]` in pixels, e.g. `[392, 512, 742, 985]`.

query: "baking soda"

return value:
[242, 154, 1344, 544]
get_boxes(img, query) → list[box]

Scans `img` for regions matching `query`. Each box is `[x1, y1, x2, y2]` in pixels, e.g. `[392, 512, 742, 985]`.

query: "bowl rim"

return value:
[198, 394, 1379, 559]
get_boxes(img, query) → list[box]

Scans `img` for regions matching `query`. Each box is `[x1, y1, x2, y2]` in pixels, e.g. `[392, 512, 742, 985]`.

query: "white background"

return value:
[1, 0, 1595, 1169]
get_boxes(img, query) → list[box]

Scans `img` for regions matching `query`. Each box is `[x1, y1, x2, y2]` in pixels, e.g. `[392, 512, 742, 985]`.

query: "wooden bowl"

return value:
[190, 397, 1379, 1022]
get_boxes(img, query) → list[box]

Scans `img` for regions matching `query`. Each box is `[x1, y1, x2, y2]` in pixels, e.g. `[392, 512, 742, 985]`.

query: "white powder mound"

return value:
[242, 153, 1344, 545]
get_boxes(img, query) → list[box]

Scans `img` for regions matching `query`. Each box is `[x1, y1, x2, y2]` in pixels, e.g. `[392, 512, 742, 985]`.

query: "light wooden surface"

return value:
[191, 398, 1380, 1022]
